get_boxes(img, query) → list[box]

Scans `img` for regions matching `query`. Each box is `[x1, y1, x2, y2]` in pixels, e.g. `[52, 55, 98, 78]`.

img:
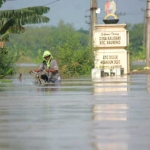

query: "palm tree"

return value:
[0, 0, 5, 7]
[0, 0, 50, 42]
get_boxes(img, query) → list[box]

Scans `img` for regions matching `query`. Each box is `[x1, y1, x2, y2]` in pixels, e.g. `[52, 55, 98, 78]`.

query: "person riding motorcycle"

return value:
[29, 50, 61, 83]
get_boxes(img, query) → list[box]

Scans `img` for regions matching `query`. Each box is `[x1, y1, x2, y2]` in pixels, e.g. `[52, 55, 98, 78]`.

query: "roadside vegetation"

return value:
[1, 22, 146, 78]
[6, 21, 94, 78]
[126, 23, 146, 71]
[0, 0, 146, 78]
[0, 0, 50, 79]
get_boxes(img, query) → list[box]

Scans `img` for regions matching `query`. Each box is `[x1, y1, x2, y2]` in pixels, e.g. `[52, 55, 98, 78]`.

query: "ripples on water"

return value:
[0, 74, 150, 150]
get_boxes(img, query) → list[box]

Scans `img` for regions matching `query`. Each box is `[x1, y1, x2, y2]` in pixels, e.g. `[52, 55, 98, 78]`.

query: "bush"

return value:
[0, 46, 19, 79]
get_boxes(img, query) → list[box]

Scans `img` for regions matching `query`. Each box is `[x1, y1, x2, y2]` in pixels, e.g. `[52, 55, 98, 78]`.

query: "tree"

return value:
[0, 0, 50, 78]
[0, 6, 50, 41]
[7, 23, 93, 78]
[127, 23, 144, 54]
[0, 0, 5, 8]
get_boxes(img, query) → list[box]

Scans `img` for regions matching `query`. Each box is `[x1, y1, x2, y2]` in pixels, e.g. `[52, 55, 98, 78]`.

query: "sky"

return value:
[0, 0, 147, 30]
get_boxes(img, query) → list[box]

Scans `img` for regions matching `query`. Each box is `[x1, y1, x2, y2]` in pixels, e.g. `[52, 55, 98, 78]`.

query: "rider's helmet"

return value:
[43, 51, 51, 58]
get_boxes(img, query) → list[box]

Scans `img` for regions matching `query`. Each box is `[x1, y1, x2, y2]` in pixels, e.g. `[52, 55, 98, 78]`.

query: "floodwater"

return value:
[0, 74, 150, 150]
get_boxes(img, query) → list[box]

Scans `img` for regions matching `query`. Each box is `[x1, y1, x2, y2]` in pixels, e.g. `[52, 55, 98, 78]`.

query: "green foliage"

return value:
[0, 5, 50, 41]
[0, 0, 5, 8]
[0, 6, 50, 25]
[132, 46, 146, 60]
[44, 22, 94, 77]
[58, 44, 94, 78]
[0, 18, 15, 35]
[0, 2, 50, 78]
[8, 26, 52, 59]
[131, 65, 144, 71]
[7, 22, 93, 78]
[0, 46, 19, 79]
[34, 48, 44, 63]
[126, 23, 146, 70]
[4, 21, 146, 77]
[127, 23, 144, 56]
[0, 79, 12, 83]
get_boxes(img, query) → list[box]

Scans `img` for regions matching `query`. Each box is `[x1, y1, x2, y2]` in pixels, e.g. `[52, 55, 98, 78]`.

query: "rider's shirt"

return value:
[38, 59, 60, 82]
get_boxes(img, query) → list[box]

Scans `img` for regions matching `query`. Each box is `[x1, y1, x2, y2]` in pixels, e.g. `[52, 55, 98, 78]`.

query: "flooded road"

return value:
[0, 74, 150, 150]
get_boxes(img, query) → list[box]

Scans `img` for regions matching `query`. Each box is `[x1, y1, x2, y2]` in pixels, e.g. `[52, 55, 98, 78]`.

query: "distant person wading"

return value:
[29, 50, 61, 83]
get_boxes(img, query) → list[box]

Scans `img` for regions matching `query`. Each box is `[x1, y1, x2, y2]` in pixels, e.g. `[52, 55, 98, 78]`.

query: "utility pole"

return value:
[141, 8, 147, 48]
[146, 0, 150, 67]
[90, 0, 98, 46]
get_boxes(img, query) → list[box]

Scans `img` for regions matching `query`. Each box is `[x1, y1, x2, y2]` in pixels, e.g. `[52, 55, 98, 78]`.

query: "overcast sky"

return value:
[1, 0, 146, 30]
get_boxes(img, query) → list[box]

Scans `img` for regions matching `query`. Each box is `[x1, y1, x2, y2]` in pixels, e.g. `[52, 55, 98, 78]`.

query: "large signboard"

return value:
[94, 30, 128, 48]
[91, 24, 130, 76]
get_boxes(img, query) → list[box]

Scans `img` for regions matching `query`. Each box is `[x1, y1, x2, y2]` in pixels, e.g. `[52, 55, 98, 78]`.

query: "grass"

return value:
[131, 65, 145, 71]
[0, 79, 12, 83]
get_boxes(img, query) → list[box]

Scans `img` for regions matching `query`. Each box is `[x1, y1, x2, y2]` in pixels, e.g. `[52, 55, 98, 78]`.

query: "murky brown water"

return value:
[0, 74, 150, 150]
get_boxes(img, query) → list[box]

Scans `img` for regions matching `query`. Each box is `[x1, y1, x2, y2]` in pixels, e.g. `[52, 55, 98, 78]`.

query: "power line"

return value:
[139, 0, 147, 2]
[43, 0, 61, 6]
[126, 12, 142, 15]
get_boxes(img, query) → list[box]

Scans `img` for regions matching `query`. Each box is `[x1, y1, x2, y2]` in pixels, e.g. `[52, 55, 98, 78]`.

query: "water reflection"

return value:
[93, 142, 128, 150]
[1, 74, 150, 150]
[93, 76, 130, 95]
[92, 103, 129, 150]
[92, 76, 130, 150]
[93, 104, 128, 121]
[36, 84, 61, 93]
[91, 75, 150, 150]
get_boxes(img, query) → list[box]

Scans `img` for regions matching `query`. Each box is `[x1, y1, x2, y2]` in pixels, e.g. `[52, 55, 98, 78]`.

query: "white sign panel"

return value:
[94, 31, 127, 48]
[94, 49, 127, 73]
